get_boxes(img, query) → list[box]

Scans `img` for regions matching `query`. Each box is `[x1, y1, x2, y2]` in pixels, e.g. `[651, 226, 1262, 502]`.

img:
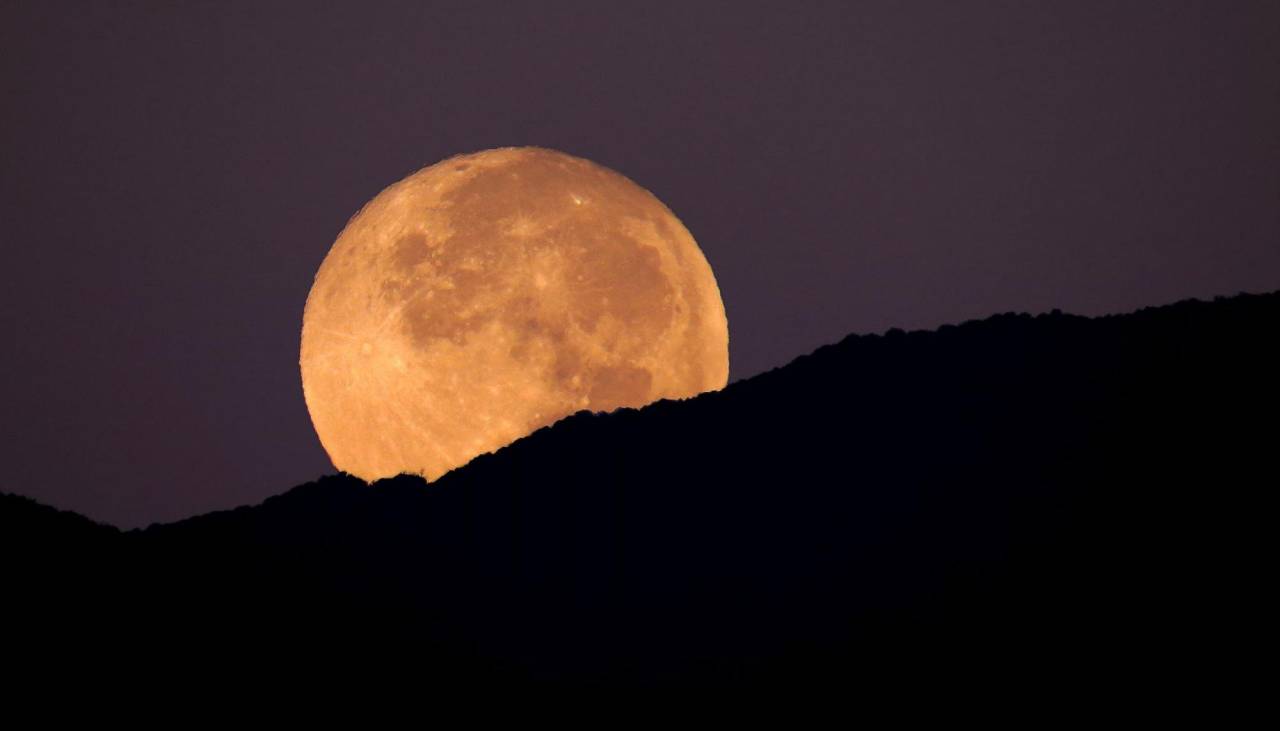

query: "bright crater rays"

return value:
[300, 147, 729, 482]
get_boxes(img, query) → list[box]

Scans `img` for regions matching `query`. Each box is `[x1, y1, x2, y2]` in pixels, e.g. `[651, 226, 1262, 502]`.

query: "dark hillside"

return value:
[4, 292, 1277, 696]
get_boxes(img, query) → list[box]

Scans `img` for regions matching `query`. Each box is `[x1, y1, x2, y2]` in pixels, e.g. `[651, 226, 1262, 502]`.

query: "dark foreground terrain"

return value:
[4, 292, 1277, 699]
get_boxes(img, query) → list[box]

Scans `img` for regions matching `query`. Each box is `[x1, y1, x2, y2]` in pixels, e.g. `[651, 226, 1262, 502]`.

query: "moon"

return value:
[300, 147, 729, 482]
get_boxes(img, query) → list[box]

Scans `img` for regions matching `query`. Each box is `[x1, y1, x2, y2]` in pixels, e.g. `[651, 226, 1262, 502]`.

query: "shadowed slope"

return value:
[4, 292, 1277, 695]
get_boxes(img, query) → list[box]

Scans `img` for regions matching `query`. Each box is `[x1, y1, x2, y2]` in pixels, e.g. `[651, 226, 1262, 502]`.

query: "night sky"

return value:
[3, 2, 1277, 528]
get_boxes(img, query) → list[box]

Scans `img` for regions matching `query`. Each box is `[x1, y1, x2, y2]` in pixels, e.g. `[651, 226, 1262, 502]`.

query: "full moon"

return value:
[300, 147, 729, 482]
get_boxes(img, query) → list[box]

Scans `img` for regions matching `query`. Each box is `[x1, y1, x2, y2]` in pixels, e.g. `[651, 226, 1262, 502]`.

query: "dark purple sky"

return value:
[2, 2, 1277, 527]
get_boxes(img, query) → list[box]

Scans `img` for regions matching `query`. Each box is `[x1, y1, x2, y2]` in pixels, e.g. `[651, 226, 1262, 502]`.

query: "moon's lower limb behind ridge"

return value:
[300, 147, 729, 482]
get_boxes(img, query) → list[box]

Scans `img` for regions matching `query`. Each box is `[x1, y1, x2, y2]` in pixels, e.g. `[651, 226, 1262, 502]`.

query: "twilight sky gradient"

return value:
[2, 1, 1277, 527]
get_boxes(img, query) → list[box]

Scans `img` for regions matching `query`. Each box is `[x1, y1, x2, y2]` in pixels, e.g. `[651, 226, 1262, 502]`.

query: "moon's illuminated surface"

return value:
[300, 147, 729, 482]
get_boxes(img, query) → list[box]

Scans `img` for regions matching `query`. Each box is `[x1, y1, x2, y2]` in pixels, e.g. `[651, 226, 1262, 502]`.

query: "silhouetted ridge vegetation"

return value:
[4, 291, 1277, 698]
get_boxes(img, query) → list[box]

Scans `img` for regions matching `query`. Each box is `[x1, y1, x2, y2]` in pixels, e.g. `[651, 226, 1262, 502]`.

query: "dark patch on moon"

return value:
[587, 365, 653, 409]
[391, 233, 430, 271]
[551, 349, 584, 386]
[567, 237, 672, 338]
[404, 289, 490, 347]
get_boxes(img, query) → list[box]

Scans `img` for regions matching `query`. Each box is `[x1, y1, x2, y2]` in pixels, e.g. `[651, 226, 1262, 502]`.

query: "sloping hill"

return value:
[4, 292, 1277, 694]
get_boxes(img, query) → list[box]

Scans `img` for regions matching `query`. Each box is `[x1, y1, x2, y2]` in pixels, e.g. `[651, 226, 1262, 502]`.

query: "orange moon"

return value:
[300, 147, 729, 482]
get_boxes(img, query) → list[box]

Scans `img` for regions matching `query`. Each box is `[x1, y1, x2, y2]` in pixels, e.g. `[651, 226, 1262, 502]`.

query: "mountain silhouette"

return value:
[4, 292, 1277, 699]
